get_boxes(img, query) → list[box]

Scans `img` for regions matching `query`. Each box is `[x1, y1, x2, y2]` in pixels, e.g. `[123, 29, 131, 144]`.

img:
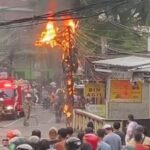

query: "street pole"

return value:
[68, 26, 74, 106]
[148, 28, 150, 52]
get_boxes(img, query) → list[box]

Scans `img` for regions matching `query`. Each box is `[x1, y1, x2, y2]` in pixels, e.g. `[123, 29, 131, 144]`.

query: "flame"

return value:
[64, 19, 76, 33]
[63, 104, 72, 118]
[35, 18, 78, 48]
[36, 22, 57, 47]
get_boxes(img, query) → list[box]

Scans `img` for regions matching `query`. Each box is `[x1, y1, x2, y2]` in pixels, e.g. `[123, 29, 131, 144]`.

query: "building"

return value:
[93, 55, 150, 120]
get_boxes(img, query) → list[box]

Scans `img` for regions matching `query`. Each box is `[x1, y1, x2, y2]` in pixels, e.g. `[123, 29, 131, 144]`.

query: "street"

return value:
[0, 104, 65, 142]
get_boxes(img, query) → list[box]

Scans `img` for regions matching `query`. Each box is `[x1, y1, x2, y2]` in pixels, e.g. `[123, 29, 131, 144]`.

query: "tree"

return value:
[77, 0, 149, 53]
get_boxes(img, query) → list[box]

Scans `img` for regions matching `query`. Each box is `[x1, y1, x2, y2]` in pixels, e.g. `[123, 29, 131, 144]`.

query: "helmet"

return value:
[16, 144, 33, 150]
[6, 129, 21, 140]
[65, 137, 81, 150]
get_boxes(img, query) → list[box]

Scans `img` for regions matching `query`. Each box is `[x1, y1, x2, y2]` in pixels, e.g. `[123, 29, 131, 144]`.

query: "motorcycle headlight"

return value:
[6, 106, 13, 110]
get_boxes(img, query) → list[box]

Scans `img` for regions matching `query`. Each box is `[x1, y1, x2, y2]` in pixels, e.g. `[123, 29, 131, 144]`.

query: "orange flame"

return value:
[35, 18, 78, 48]
[36, 22, 57, 47]
[63, 104, 72, 118]
[64, 19, 76, 33]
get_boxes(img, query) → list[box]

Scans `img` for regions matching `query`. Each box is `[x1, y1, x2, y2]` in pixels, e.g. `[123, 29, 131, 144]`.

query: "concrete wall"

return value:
[107, 80, 150, 120]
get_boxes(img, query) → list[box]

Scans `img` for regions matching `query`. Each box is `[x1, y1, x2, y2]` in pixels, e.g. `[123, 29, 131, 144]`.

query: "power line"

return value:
[0, 0, 128, 28]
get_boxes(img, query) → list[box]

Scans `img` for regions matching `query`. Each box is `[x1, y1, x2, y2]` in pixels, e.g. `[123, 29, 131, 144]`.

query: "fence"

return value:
[73, 109, 104, 132]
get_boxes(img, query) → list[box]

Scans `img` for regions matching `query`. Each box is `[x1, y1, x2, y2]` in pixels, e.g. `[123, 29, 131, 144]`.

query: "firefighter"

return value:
[23, 93, 33, 126]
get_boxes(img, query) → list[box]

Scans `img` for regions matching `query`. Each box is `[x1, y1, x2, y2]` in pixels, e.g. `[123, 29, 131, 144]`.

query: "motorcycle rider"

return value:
[0, 90, 7, 118]
[23, 93, 33, 126]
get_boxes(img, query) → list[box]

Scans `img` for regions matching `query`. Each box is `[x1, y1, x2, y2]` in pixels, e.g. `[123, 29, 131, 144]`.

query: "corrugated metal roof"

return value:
[93, 56, 150, 68]
[135, 65, 150, 72]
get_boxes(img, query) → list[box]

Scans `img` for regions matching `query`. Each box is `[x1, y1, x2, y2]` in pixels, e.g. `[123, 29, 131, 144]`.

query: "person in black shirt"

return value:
[113, 121, 125, 145]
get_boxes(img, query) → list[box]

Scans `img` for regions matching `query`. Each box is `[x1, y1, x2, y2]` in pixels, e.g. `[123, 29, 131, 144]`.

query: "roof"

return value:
[135, 65, 150, 72]
[93, 56, 150, 68]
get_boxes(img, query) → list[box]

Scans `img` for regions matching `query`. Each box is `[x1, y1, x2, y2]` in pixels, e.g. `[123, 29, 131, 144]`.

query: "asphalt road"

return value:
[0, 104, 65, 143]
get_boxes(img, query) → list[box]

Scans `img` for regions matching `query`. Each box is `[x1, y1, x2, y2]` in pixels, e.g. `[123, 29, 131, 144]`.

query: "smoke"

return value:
[48, 0, 80, 12]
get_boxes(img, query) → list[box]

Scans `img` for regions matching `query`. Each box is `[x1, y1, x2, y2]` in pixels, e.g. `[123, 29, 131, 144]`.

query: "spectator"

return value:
[87, 121, 94, 131]
[55, 128, 67, 150]
[7, 129, 22, 141]
[66, 127, 74, 138]
[113, 121, 125, 145]
[9, 136, 27, 150]
[97, 129, 111, 150]
[103, 124, 122, 150]
[16, 144, 33, 150]
[85, 127, 94, 134]
[83, 134, 99, 150]
[125, 114, 138, 144]
[31, 129, 41, 139]
[134, 132, 149, 150]
[65, 137, 81, 150]
[27, 136, 40, 150]
[48, 127, 59, 149]
[77, 132, 92, 150]
[38, 139, 49, 150]
[127, 125, 150, 148]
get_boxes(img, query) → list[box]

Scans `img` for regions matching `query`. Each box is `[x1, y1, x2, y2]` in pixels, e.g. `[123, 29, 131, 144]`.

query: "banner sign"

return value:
[84, 82, 105, 98]
[110, 80, 142, 102]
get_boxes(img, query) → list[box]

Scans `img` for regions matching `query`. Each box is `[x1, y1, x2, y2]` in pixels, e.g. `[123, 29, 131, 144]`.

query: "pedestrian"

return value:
[16, 144, 33, 150]
[55, 128, 67, 150]
[23, 93, 33, 126]
[77, 132, 92, 150]
[127, 125, 150, 148]
[31, 129, 41, 139]
[103, 124, 122, 150]
[97, 128, 111, 150]
[38, 139, 49, 150]
[134, 132, 149, 150]
[83, 133, 99, 150]
[125, 114, 138, 144]
[65, 137, 81, 150]
[9, 136, 27, 150]
[87, 121, 94, 131]
[113, 121, 125, 145]
[66, 127, 74, 138]
[27, 136, 40, 150]
[85, 127, 94, 134]
[48, 127, 59, 149]
[41, 87, 50, 109]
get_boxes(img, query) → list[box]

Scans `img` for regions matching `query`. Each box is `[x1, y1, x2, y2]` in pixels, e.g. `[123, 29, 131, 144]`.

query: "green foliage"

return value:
[77, 0, 149, 53]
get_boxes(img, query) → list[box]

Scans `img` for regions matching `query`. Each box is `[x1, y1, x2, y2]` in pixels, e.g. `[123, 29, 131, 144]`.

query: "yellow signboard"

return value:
[110, 80, 142, 102]
[84, 83, 105, 98]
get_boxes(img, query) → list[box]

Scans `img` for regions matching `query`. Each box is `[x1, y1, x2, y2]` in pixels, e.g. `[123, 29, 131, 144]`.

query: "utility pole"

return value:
[148, 28, 150, 52]
[101, 37, 108, 55]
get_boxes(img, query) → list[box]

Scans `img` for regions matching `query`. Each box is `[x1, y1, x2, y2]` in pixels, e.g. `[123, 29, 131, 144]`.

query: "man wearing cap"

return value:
[23, 93, 33, 126]
[103, 124, 122, 150]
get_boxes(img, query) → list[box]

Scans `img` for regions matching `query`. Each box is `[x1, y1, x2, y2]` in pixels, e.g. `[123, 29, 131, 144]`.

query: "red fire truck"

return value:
[0, 76, 24, 119]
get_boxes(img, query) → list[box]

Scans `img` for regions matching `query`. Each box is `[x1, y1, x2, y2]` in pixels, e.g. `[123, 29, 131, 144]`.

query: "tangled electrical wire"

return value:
[0, 0, 129, 29]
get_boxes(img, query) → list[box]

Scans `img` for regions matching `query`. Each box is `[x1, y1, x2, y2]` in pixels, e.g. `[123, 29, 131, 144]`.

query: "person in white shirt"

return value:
[125, 114, 138, 144]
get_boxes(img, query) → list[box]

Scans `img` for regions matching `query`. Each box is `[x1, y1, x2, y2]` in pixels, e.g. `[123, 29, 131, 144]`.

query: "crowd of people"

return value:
[0, 114, 150, 150]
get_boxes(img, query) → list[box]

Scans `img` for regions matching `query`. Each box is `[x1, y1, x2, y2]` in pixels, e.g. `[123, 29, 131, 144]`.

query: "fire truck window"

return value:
[4, 89, 14, 98]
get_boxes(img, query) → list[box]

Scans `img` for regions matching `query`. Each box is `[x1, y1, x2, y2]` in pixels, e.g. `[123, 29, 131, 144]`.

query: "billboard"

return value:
[110, 80, 142, 102]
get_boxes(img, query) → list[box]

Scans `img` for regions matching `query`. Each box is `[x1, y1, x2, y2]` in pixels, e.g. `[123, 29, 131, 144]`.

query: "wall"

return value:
[107, 79, 150, 120]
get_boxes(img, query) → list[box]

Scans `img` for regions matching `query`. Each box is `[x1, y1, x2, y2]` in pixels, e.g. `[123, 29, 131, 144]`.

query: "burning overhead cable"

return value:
[35, 17, 78, 48]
